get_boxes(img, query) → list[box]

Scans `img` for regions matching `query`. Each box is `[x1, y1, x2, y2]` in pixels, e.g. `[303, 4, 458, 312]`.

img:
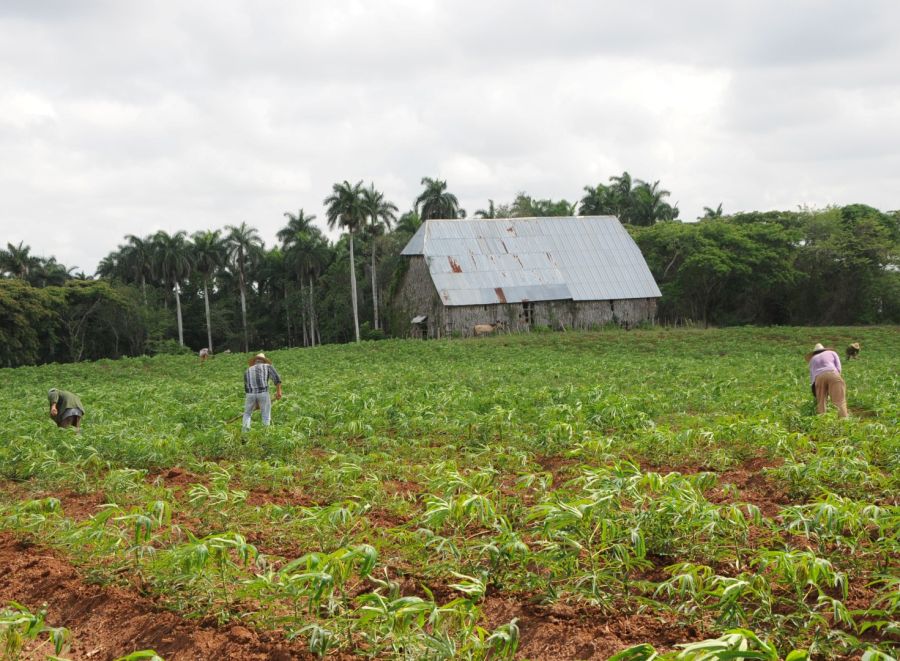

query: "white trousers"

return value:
[242, 391, 272, 430]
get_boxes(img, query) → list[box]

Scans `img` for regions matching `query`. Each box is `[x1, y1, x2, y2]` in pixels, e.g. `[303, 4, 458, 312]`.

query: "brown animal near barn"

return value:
[473, 320, 507, 336]
[846, 342, 860, 360]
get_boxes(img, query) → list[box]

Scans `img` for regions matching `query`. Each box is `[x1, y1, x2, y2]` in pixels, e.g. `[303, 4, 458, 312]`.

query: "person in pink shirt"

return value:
[805, 343, 849, 418]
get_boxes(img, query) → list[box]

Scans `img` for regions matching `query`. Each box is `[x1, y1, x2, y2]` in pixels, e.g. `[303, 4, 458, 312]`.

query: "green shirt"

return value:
[48, 389, 84, 423]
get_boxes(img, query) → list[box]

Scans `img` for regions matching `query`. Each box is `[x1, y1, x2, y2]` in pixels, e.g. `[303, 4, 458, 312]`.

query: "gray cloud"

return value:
[1, 0, 899, 272]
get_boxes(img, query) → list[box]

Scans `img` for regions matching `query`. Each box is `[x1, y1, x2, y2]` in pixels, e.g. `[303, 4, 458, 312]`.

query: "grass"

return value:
[0, 326, 897, 660]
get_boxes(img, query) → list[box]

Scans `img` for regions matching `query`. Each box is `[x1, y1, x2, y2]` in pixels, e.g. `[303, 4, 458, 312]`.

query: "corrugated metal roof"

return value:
[401, 216, 661, 305]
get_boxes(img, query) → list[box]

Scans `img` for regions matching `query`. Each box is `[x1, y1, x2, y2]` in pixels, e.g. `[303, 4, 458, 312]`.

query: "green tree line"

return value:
[2, 174, 898, 366]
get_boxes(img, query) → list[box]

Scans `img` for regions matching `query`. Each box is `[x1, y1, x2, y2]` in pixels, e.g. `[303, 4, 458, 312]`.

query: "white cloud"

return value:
[0, 0, 898, 271]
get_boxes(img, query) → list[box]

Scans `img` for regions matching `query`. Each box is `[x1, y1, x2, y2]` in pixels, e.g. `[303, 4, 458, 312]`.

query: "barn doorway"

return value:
[522, 301, 534, 326]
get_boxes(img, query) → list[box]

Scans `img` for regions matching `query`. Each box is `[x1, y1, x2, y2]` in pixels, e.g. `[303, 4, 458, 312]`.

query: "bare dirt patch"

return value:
[245, 487, 317, 508]
[0, 533, 325, 661]
[535, 455, 581, 485]
[382, 479, 420, 497]
[57, 490, 109, 519]
[706, 457, 791, 518]
[146, 467, 202, 490]
[483, 595, 707, 659]
[0, 481, 108, 520]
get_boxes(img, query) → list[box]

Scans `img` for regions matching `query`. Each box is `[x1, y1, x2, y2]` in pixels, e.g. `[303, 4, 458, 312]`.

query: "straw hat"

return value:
[248, 352, 272, 366]
[849, 342, 860, 350]
[805, 343, 827, 362]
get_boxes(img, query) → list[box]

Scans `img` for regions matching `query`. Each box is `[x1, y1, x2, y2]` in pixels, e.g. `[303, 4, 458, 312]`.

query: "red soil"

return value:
[0, 531, 704, 661]
[483, 595, 704, 660]
[0, 533, 321, 661]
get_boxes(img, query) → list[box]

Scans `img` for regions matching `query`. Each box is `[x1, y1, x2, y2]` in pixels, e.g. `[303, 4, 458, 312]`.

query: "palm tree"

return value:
[95, 253, 120, 280]
[362, 185, 398, 330]
[608, 171, 635, 223]
[394, 210, 422, 237]
[151, 230, 193, 345]
[324, 180, 366, 342]
[475, 200, 497, 219]
[279, 209, 315, 346]
[29, 257, 73, 287]
[0, 241, 35, 279]
[122, 234, 153, 304]
[225, 222, 263, 352]
[702, 203, 724, 219]
[579, 184, 617, 216]
[415, 177, 460, 220]
[632, 180, 677, 226]
[192, 230, 226, 353]
[277, 209, 317, 247]
[291, 231, 331, 346]
[279, 209, 329, 346]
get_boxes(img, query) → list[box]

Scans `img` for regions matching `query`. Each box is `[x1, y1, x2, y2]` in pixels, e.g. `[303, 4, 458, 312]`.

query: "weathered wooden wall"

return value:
[445, 298, 657, 335]
[393, 256, 658, 338]
[392, 256, 446, 338]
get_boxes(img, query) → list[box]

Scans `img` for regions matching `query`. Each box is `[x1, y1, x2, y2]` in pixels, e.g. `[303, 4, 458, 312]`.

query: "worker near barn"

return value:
[806, 343, 849, 418]
[47, 388, 84, 429]
[242, 353, 282, 430]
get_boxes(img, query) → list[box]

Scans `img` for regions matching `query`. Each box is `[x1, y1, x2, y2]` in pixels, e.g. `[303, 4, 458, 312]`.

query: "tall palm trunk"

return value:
[370, 237, 380, 330]
[309, 277, 316, 347]
[284, 288, 293, 348]
[203, 277, 213, 353]
[239, 268, 249, 352]
[299, 275, 308, 347]
[174, 279, 184, 346]
[140, 274, 147, 306]
[349, 233, 360, 342]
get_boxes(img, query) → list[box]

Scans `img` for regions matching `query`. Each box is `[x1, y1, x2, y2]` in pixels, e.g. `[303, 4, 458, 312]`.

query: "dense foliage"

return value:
[634, 205, 900, 326]
[0, 328, 896, 659]
[2, 174, 898, 367]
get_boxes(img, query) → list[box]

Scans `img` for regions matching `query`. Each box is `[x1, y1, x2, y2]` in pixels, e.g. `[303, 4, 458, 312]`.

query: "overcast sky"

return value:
[1, 1, 899, 273]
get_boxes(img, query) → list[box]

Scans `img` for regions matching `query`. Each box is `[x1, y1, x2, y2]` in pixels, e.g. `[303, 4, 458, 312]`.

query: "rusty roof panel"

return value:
[401, 216, 660, 305]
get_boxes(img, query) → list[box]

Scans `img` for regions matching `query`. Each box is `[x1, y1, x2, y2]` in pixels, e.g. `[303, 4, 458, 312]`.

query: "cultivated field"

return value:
[0, 327, 897, 660]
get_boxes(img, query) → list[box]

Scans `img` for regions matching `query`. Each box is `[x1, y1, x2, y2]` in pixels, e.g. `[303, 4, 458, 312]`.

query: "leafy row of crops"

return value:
[0, 327, 897, 659]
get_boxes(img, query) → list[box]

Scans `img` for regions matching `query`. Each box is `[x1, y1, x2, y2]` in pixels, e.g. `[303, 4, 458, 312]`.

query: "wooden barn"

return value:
[394, 216, 661, 338]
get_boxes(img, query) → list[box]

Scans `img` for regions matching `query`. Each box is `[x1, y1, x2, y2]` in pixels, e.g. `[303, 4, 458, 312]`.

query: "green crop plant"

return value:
[101, 468, 149, 504]
[235, 459, 298, 492]
[676, 628, 808, 660]
[755, 550, 848, 602]
[248, 543, 377, 633]
[355, 588, 519, 660]
[421, 492, 500, 532]
[609, 628, 809, 661]
[164, 531, 259, 619]
[528, 488, 651, 609]
[654, 563, 715, 623]
[297, 500, 370, 549]
[471, 515, 530, 590]
[2, 497, 62, 537]
[1, 327, 897, 658]
[0, 602, 70, 660]
[781, 494, 897, 559]
[710, 503, 764, 571]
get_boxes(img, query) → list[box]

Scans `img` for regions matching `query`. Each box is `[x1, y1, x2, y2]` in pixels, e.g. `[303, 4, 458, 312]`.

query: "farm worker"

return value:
[243, 353, 282, 430]
[199, 347, 210, 363]
[47, 388, 84, 429]
[805, 343, 848, 418]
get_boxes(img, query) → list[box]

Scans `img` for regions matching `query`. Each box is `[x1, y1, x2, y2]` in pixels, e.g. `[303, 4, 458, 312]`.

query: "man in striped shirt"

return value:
[243, 353, 283, 430]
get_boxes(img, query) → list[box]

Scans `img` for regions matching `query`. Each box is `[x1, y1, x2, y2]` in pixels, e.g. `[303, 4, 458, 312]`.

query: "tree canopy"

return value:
[2, 173, 897, 366]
